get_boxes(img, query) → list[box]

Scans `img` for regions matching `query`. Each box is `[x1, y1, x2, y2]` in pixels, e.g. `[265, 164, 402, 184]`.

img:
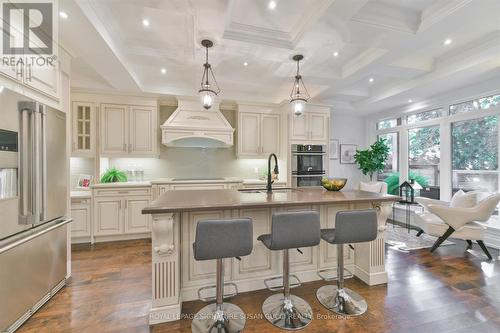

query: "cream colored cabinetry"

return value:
[153, 181, 243, 200]
[71, 102, 95, 157]
[290, 112, 329, 143]
[24, 63, 60, 99]
[100, 104, 157, 156]
[92, 186, 152, 241]
[70, 197, 91, 243]
[237, 111, 280, 158]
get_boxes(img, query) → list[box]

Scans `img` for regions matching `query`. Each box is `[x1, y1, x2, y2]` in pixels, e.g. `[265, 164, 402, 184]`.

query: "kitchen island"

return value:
[143, 188, 397, 324]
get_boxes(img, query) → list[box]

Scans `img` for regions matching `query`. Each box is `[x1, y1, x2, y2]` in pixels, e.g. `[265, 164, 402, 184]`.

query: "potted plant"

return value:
[354, 138, 390, 181]
[100, 167, 128, 183]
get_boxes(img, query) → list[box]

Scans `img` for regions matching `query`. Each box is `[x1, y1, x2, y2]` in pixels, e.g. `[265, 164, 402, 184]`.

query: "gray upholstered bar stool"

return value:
[316, 209, 377, 316]
[257, 211, 320, 330]
[191, 218, 253, 333]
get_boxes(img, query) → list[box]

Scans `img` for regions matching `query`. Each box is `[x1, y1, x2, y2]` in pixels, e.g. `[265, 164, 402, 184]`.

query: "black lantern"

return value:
[399, 180, 415, 203]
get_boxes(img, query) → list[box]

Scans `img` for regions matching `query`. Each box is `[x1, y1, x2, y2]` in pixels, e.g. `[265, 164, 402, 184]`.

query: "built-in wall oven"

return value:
[291, 144, 327, 187]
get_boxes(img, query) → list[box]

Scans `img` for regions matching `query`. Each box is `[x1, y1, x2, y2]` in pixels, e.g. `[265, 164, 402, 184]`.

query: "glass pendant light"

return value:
[198, 39, 220, 110]
[289, 55, 310, 116]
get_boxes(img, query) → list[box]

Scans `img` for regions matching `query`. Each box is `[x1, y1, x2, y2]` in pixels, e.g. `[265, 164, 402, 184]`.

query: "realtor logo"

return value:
[2, 2, 53, 54]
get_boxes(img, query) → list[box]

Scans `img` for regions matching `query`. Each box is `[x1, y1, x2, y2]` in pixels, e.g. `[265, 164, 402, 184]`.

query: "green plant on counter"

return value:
[100, 167, 128, 183]
[384, 172, 429, 195]
[354, 138, 390, 181]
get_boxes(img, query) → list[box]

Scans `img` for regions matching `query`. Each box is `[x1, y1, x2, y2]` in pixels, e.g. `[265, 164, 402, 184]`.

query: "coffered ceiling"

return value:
[60, 0, 500, 114]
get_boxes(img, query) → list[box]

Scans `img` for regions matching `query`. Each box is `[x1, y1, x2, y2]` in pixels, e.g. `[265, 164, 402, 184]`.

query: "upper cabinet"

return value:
[290, 112, 329, 144]
[100, 104, 158, 157]
[237, 108, 281, 158]
[72, 102, 96, 157]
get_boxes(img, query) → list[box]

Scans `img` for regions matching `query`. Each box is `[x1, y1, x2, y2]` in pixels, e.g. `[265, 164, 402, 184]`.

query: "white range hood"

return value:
[161, 99, 234, 148]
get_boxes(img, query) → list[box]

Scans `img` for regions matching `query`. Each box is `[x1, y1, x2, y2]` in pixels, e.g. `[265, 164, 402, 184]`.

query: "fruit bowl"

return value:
[321, 178, 347, 191]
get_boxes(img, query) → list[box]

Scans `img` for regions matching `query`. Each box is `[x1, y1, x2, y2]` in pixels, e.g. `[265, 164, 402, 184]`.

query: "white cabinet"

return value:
[100, 104, 157, 156]
[93, 186, 152, 239]
[124, 197, 151, 234]
[71, 102, 96, 157]
[94, 198, 122, 236]
[24, 63, 60, 99]
[238, 112, 280, 158]
[70, 197, 91, 242]
[290, 112, 329, 143]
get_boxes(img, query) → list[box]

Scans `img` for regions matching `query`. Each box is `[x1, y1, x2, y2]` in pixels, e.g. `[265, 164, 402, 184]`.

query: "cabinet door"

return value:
[309, 113, 328, 142]
[72, 102, 95, 157]
[94, 198, 122, 235]
[70, 203, 90, 238]
[24, 63, 59, 99]
[238, 113, 261, 157]
[129, 106, 156, 156]
[124, 197, 151, 234]
[290, 114, 308, 141]
[320, 205, 354, 269]
[233, 208, 276, 280]
[261, 114, 280, 156]
[100, 104, 128, 155]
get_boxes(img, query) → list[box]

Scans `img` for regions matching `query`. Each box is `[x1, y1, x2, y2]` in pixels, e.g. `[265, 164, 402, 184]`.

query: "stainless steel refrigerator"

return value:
[0, 89, 70, 332]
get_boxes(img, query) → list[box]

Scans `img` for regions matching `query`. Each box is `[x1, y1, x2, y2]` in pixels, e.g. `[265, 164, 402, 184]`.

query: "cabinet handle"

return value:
[123, 143, 127, 152]
[16, 63, 23, 79]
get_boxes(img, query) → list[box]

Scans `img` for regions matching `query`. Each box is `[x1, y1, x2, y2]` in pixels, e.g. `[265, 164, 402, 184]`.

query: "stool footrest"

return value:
[317, 268, 354, 282]
[264, 274, 302, 291]
[197, 282, 239, 302]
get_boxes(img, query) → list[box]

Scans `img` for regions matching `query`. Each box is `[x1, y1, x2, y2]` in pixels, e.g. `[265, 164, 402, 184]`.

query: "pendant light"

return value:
[198, 39, 220, 110]
[289, 54, 310, 116]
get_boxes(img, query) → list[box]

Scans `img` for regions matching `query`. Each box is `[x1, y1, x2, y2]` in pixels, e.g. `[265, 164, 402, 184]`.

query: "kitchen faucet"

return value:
[267, 153, 279, 193]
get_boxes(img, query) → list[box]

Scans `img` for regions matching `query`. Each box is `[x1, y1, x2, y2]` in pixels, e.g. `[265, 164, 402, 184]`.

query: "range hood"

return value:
[161, 99, 234, 148]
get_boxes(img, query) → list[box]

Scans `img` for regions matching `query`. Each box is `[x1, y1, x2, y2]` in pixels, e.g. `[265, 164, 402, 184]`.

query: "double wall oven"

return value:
[291, 144, 327, 187]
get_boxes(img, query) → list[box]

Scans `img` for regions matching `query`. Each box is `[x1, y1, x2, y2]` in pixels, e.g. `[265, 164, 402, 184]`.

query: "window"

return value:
[452, 116, 498, 192]
[407, 108, 443, 124]
[377, 118, 400, 130]
[449, 94, 500, 115]
[408, 126, 440, 190]
[377, 132, 398, 181]
[478, 94, 500, 110]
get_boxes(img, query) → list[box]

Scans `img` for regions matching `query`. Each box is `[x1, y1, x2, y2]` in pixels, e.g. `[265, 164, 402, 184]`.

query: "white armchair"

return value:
[415, 193, 500, 260]
[357, 181, 392, 232]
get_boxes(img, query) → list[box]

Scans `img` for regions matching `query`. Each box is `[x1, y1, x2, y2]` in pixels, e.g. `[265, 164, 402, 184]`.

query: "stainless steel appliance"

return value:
[0, 89, 69, 332]
[291, 144, 327, 187]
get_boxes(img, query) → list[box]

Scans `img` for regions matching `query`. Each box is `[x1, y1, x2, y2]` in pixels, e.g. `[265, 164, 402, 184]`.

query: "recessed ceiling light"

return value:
[268, 1, 277, 10]
[369, 77, 374, 83]
[333, 51, 339, 57]
[243, 62, 248, 67]
[59, 11, 68, 19]
[160, 68, 166, 74]
[408, 99, 413, 103]
[142, 19, 150, 27]
[444, 38, 452, 45]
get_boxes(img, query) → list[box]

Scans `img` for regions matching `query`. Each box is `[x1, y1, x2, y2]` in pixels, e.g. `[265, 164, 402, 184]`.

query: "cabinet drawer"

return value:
[170, 184, 226, 191]
[71, 198, 91, 205]
[93, 187, 151, 197]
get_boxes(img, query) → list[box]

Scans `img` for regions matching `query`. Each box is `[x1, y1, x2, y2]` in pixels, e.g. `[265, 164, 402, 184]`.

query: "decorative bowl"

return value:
[321, 178, 347, 191]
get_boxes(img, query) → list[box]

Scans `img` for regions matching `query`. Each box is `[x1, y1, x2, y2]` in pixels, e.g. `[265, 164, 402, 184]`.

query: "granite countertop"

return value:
[150, 177, 243, 184]
[91, 181, 152, 188]
[70, 191, 92, 199]
[142, 188, 398, 214]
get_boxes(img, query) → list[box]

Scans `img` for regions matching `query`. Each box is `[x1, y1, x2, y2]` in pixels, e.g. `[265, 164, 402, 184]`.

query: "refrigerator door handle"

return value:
[40, 106, 47, 222]
[18, 107, 36, 224]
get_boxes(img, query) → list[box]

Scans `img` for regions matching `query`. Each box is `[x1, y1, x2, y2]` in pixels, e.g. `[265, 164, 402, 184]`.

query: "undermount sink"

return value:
[238, 187, 300, 193]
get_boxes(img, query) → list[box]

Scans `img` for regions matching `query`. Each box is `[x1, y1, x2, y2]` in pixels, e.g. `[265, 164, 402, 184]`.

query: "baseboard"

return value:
[93, 233, 151, 243]
[149, 303, 182, 325]
[354, 265, 388, 286]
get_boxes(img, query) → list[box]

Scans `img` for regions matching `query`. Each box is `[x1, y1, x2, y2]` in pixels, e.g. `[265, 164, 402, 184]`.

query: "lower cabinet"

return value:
[70, 197, 91, 242]
[94, 196, 151, 237]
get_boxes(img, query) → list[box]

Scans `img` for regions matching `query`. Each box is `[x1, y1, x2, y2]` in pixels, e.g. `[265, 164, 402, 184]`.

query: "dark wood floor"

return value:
[16, 238, 500, 333]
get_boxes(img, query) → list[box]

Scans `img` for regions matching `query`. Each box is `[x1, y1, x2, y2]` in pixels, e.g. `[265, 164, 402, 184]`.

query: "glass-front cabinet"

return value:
[72, 102, 95, 157]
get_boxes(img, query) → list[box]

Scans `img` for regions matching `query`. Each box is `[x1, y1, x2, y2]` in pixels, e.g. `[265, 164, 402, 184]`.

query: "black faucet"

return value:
[267, 153, 279, 193]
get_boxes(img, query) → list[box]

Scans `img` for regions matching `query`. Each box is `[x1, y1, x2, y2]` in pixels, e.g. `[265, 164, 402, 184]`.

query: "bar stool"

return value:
[191, 218, 253, 333]
[316, 209, 377, 316]
[258, 211, 320, 330]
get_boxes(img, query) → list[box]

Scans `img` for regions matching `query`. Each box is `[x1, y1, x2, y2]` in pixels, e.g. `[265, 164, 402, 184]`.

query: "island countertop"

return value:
[142, 188, 398, 214]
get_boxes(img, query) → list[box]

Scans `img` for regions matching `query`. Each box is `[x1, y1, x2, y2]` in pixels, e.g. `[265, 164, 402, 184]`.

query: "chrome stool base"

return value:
[191, 303, 246, 333]
[316, 285, 367, 316]
[262, 294, 313, 330]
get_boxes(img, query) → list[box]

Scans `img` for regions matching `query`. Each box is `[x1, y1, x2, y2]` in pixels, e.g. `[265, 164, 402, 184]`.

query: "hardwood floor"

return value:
[16, 238, 500, 333]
